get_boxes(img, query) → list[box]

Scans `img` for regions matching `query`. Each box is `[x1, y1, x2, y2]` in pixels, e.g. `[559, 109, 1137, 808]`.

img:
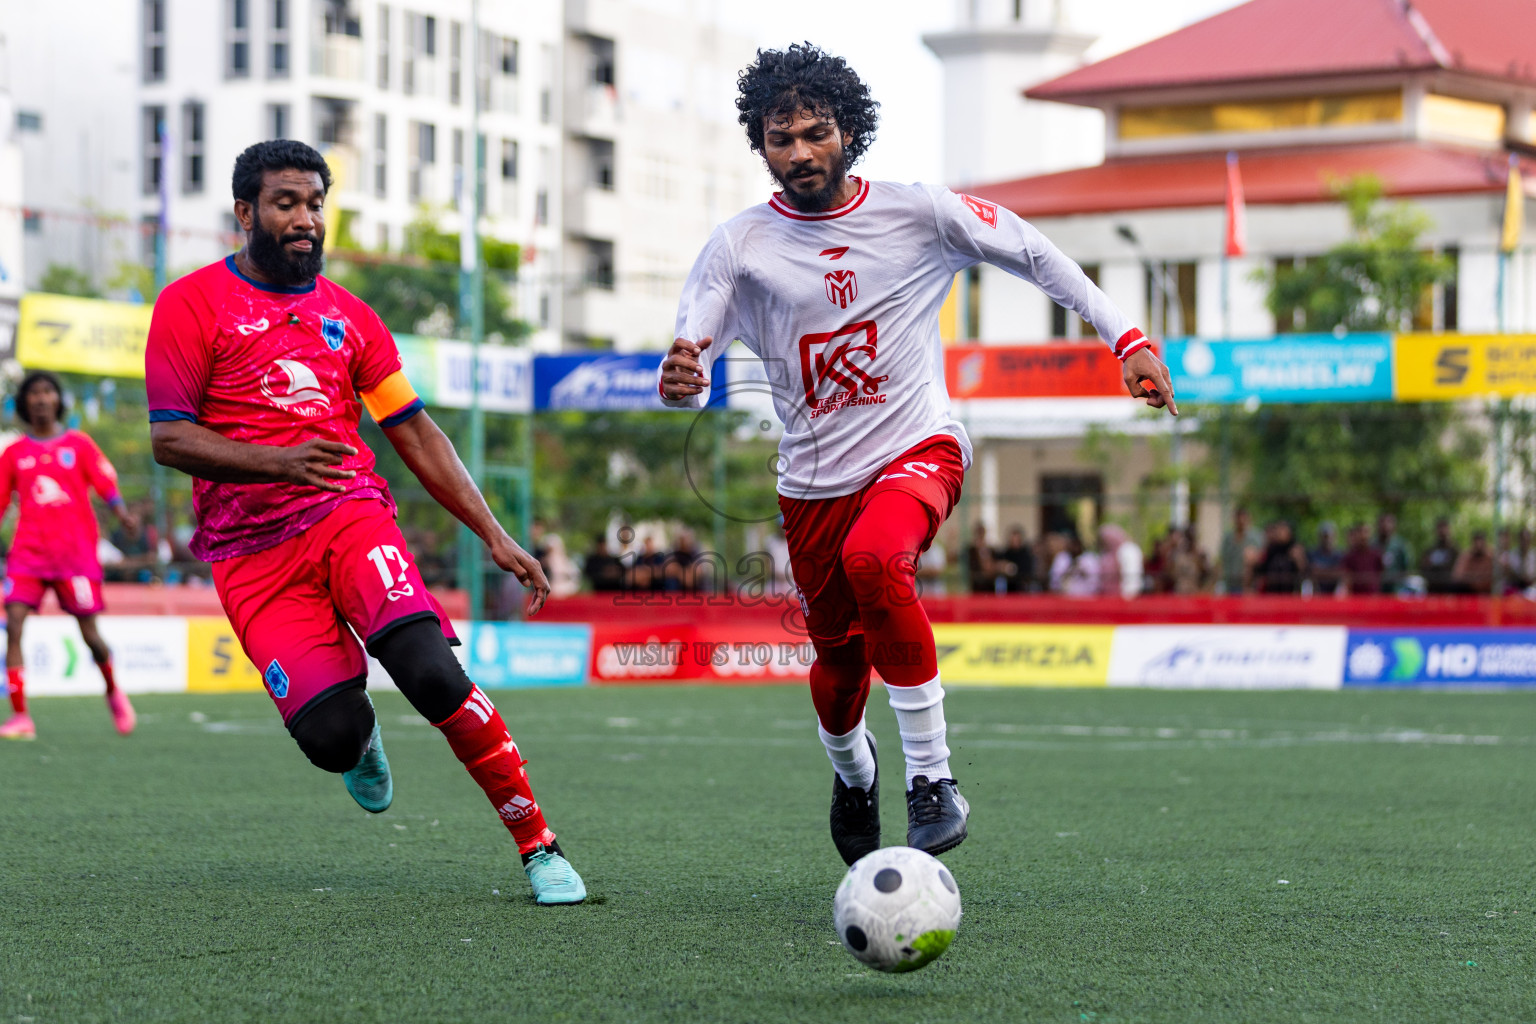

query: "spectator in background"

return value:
[528, 518, 550, 567]
[1340, 523, 1384, 594]
[1452, 531, 1495, 594]
[108, 499, 159, 583]
[1034, 532, 1064, 593]
[1050, 534, 1100, 597]
[915, 537, 948, 597]
[1097, 523, 1143, 599]
[966, 523, 1003, 594]
[582, 533, 625, 592]
[1507, 526, 1536, 592]
[1255, 521, 1307, 594]
[629, 534, 668, 591]
[999, 526, 1034, 594]
[541, 534, 582, 599]
[665, 529, 705, 592]
[1167, 527, 1210, 594]
[1375, 513, 1412, 594]
[1419, 517, 1460, 594]
[1219, 506, 1264, 594]
[1308, 522, 1344, 595]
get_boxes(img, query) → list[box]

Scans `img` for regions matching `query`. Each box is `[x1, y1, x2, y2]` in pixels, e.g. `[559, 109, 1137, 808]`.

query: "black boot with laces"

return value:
[906, 775, 969, 855]
[829, 733, 880, 865]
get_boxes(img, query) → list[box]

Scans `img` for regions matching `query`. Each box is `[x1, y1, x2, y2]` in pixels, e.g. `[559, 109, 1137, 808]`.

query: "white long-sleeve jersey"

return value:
[662, 178, 1147, 500]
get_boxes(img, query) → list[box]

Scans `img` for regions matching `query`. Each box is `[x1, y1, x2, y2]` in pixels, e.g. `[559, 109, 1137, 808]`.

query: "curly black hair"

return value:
[231, 139, 333, 205]
[15, 370, 65, 426]
[736, 43, 879, 166]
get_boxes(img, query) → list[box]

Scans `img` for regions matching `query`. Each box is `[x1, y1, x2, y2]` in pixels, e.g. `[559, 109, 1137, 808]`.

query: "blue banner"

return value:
[533, 352, 729, 411]
[1344, 629, 1536, 687]
[465, 623, 591, 687]
[1165, 334, 1394, 404]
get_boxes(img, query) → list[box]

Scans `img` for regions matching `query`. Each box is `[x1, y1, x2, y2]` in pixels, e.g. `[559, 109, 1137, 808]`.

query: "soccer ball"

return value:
[833, 846, 962, 973]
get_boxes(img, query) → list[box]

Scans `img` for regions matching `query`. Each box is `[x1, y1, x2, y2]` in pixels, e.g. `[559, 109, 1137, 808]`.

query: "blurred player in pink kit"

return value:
[0, 371, 140, 740]
[145, 140, 584, 903]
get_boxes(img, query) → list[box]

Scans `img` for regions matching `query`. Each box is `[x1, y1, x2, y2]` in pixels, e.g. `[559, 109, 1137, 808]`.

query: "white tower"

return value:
[923, 0, 1102, 187]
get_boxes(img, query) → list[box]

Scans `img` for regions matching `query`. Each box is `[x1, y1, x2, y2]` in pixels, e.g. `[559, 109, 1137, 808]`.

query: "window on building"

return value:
[423, 15, 436, 55]
[1013, 0, 1024, 19]
[540, 44, 555, 124]
[22, 210, 41, 235]
[377, 4, 390, 88]
[1040, 473, 1103, 542]
[1146, 261, 1198, 336]
[15, 111, 41, 132]
[143, 0, 166, 83]
[323, 0, 360, 35]
[1442, 246, 1459, 331]
[182, 101, 205, 194]
[452, 128, 464, 207]
[268, 102, 290, 140]
[409, 120, 436, 201]
[269, 0, 290, 77]
[1051, 263, 1100, 338]
[586, 240, 615, 291]
[589, 37, 615, 87]
[142, 106, 165, 196]
[501, 37, 519, 75]
[227, 0, 251, 78]
[448, 21, 461, 105]
[373, 113, 387, 198]
[403, 13, 436, 95]
[589, 139, 614, 190]
[501, 139, 518, 181]
[141, 214, 160, 263]
[314, 97, 354, 146]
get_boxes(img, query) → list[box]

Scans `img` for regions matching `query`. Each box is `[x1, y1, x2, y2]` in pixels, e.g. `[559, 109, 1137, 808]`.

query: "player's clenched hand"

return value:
[489, 535, 551, 616]
[1123, 347, 1178, 417]
[277, 438, 359, 492]
[660, 336, 713, 401]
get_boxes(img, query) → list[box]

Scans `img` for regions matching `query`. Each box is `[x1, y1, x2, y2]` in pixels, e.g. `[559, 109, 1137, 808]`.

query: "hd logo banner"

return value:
[1345, 629, 1536, 686]
[931, 625, 1112, 686]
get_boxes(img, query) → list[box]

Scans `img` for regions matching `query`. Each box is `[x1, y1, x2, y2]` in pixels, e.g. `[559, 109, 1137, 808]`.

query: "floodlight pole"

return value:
[456, 0, 486, 620]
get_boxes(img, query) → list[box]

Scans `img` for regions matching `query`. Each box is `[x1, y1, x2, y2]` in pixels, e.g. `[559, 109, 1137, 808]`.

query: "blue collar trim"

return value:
[224, 254, 318, 294]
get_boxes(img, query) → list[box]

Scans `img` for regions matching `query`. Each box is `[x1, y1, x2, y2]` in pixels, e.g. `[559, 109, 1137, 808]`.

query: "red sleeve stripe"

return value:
[1113, 328, 1150, 361]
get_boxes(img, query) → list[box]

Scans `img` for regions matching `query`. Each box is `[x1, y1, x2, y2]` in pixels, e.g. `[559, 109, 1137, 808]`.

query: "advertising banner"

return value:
[5, 616, 187, 696]
[945, 344, 1128, 399]
[588, 622, 813, 684]
[465, 622, 590, 687]
[932, 624, 1113, 686]
[1345, 629, 1536, 687]
[1108, 625, 1346, 689]
[186, 616, 264, 693]
[1165, 334, 1393, 404]
[394, 335, 532, 413]
[17, 294, 153, 378]
[1395, 333, 1536, 400]
[535, 352, 661, 410]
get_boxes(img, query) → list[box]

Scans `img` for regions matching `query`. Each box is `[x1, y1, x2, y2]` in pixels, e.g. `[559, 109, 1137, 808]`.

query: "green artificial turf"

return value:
[2, 685, 1534, 1023]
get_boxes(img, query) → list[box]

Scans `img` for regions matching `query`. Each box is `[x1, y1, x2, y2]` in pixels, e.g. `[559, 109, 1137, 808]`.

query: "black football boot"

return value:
[829, 733, 880, 865]
[906, 775, 969, 856]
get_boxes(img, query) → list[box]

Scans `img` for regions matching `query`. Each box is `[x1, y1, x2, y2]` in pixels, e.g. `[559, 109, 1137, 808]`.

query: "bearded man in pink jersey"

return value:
[145, 140, 584, 904]
[660, 45, 1178, 865]
[0, 371, 139, 740]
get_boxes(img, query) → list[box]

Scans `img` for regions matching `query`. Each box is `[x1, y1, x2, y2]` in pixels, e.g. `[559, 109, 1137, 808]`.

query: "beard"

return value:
[770, 143, 850, 213]
[247, 213, 325, 286]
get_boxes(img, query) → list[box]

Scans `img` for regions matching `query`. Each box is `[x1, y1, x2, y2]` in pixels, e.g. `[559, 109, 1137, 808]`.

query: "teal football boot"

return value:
[522, 842, 587, 905]
[343, 720, 393, 813]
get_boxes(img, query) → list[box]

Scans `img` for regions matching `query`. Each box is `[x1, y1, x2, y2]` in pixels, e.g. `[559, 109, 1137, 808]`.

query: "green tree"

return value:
[38, 264, 101, 298]
[1204, 176, 1481, 552]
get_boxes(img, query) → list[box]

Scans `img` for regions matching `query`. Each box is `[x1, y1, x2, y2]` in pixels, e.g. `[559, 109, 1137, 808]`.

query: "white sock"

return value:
[818, 717, 876, 791]
[887, 675, 952, 786]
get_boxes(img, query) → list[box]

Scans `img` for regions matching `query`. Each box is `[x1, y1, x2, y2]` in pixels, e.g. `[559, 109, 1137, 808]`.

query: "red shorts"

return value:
[3, 574, 105, 616]
[778, 434, 964, 646]
[212, 498, 458, 726]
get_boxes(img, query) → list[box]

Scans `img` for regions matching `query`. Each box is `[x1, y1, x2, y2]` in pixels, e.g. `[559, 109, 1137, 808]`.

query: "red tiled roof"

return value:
[966, 141, 1532, 219]
[1028, 0, 1536, 103]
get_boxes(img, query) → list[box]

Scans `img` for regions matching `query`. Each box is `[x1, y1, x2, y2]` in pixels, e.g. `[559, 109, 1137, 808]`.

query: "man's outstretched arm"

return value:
[382, 410, 551, 614]
[151, 419, 359, 490]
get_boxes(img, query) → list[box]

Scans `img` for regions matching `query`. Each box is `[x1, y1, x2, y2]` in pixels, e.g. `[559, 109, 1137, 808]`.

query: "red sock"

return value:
[98, 659, 118, 696]
[7, 666, 26, 716]
[434, 686, 555, 854]
[841, 491, 941, 685]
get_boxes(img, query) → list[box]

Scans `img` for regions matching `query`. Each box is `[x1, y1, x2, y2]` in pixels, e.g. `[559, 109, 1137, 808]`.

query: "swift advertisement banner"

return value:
[1394, 333, 1536, 401]
[1165, 334, 1393, 404]
[1344, 629, 1536, 687]
[944, 344, 1130, 399]
[1108, 626, 1346, 689]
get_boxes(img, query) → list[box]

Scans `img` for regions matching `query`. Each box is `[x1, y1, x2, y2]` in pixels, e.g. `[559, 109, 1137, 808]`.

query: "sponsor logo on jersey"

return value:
[30, 475, 71, 507]
[16, 456, 34, 470]
[961, 194, 998, 228]
[820, 246, 850, 260]
[236, 317, 271, 335]
[824, 270, 858, 309]
[263, 659, 290, 699]
[799, 320, 890, 417]
[260, 359, 332, 416]
[320, 316, 346, 351]
[58, 448, 75, 469]
[498, 794, 538, 823]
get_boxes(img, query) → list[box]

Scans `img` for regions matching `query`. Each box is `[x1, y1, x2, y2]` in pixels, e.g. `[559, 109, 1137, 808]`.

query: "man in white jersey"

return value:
[659, 44, 1176, 863]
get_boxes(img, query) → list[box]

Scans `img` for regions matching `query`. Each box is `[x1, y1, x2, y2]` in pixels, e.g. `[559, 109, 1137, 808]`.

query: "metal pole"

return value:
[151, 117, 171, 560]
[456, 0, 485, 619]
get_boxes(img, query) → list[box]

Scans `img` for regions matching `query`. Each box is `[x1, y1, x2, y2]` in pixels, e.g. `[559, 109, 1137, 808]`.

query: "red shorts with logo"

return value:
[3, 574, 105, 616]
[778, 434, 965, 647]
[212, 498, 458, 726]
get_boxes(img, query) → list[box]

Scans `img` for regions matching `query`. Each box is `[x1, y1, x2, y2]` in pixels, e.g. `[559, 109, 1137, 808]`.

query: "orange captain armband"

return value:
[361, 370, 425, 427]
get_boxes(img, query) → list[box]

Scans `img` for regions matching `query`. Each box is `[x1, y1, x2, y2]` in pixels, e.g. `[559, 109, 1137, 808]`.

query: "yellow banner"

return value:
[931, 624, 1112, 686]
[17, 293, 152, 378]
[186, 616, 263, 693]
[1395, 333, 1536, 400]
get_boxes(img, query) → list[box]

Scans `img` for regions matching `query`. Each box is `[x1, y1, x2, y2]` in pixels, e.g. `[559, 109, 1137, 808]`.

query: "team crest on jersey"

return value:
[263, 659, 290, 699]
[58, 448, 75, 469]
[824, 270, 858, 309]
[960, 194, 998, 228]
[260, 359, 332, 417]
[798, 320, 889, 417]
[320, 316, 346, 351]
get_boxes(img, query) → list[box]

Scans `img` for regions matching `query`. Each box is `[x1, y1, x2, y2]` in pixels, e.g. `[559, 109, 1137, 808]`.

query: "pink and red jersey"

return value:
[145, 256, 423, 562]
[0, 430, 121, 580]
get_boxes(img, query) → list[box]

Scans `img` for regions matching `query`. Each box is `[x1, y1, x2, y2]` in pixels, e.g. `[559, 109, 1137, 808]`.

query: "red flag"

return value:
[1224, 151, 1247, 258]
